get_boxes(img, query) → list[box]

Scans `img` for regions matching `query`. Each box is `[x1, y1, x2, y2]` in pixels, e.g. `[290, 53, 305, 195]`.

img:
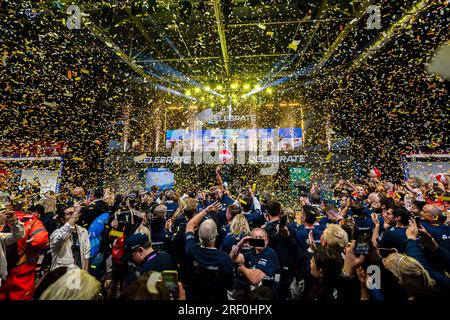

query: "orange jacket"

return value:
[14, 212, 49, 267]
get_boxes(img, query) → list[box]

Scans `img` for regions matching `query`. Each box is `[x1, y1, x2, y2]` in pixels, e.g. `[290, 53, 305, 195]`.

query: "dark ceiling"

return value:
[75, 0, 417, 86]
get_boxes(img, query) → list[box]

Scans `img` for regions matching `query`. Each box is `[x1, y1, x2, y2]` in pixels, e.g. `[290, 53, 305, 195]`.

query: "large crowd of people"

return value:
[1, 166, 449, 301]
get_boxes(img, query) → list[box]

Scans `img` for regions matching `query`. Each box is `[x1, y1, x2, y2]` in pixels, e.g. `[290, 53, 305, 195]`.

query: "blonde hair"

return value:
[230, 214, 251, 236]
[173, 198, 197, 221]
[384, 253, 435, 288]
[322, 224, 348, 252]
[103, 188, 116, 207]
[39, 268, 101, 300]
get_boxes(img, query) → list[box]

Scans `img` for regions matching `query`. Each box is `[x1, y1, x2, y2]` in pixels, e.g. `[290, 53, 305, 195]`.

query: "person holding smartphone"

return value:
[230, 228, 280, 298]
[0, 209, 25, 288]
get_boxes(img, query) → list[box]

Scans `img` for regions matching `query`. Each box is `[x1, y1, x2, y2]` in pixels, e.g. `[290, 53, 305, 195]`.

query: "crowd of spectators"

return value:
[1, 166, 449, 301]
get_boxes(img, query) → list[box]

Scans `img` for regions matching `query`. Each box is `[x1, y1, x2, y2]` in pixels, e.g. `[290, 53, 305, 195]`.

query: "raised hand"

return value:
[206, 201, 222, 213]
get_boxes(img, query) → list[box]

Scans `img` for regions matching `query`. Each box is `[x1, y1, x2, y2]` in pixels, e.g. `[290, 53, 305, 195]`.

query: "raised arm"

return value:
[216, 165, 224, 192]
[186, 201, 222, 233]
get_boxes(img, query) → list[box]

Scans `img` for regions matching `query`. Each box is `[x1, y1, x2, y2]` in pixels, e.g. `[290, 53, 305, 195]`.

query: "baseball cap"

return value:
[123, 233, 150, 261]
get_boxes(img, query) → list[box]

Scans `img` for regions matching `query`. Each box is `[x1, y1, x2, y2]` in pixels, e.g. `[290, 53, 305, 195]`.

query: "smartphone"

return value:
[355, 228, 372, 256]
[249, 238, 265, 248]
[162, 270, 179, 299]
[279, 214, 287, 228]
[414, 216, 422, 228]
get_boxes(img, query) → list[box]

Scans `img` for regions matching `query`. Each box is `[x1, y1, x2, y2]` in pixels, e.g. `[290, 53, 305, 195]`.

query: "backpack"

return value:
[111, 235, 126, 265]
[88, 212, 110, 258]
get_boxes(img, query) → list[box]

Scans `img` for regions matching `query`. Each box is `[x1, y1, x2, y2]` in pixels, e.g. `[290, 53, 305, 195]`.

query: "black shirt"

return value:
[184, 231, 235, 301]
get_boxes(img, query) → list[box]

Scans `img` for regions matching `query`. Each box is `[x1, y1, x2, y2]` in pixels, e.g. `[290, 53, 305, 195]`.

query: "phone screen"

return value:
[355, 229, 372, 256]
[162, 271, 178, 299]
[249, 238, 265, 248]
[414, 216, 422, 228]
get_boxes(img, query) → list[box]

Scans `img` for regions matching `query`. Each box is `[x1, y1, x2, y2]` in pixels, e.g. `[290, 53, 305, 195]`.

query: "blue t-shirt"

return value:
[184, 231, 234, 301]
[173, 214, 186, 228]
[204, 195, 234, 229]
[151, 229, 170, 252]
[242, 209, 265, 229]
[295, 225, 324, 251]
[377, 227, 408, 252]
[242, 246, 280, 284]
[164, 201, 179, 219]
[319, 217, 336, 227]
[220, 232, 249, 254]
[422, 222, 450, 251]
[287, 221, 301, 235]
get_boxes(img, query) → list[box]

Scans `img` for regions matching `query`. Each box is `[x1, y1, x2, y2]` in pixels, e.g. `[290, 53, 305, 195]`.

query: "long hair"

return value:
[120, 271, 171, 300]
[230, 214, 251, 237]
[384, 253, 435, 298]
[39, 268, 102, 300]
[305, 247, 343, 301]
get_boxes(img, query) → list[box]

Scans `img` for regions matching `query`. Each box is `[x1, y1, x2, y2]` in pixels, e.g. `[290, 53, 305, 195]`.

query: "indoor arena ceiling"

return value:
[61, 0, 424, 87]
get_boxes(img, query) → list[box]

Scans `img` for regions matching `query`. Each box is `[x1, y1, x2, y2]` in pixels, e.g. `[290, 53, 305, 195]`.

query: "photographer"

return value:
[230, 228, 280, 299]
[49, 203, 91, 271]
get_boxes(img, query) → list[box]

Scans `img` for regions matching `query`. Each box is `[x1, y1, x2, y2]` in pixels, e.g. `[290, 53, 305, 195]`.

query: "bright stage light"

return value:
[220, 98, 226, 103]
[243, 84, 250, 90]
[200, 96, 205, 101]
[216, 85, 223, 91]
[254, 84, 261, 90]
[230, 83, 239, 89]
[205, 86, 211, 91]
[194, 87, 201, 93]
[266, 87, 273, 94]
[185, 90, 192, 96]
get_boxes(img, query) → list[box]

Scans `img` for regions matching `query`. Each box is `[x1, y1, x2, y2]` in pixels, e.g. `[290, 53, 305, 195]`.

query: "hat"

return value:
[123, 233, 150, 261]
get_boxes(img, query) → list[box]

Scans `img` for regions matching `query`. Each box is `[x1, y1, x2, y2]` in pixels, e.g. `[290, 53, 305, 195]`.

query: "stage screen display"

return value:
[145, 168, 174, 190]
[166, 128, 302, 151]
[289, 167, 312, 191]
[20, 169, 60, 195]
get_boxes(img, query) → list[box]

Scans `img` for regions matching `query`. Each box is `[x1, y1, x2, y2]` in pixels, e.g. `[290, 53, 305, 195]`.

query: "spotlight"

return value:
[254, 84, 261, 90]
[216, 85, 223, 91]
[230, 83, 239, 89]
[194, 87, 201, 93]
[266, 88, 273, 94]
[205, 86, 211, 91]
[220, 98, 226, 103]
[185, 89, 192, 96]
[243, 84, 250, 90]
